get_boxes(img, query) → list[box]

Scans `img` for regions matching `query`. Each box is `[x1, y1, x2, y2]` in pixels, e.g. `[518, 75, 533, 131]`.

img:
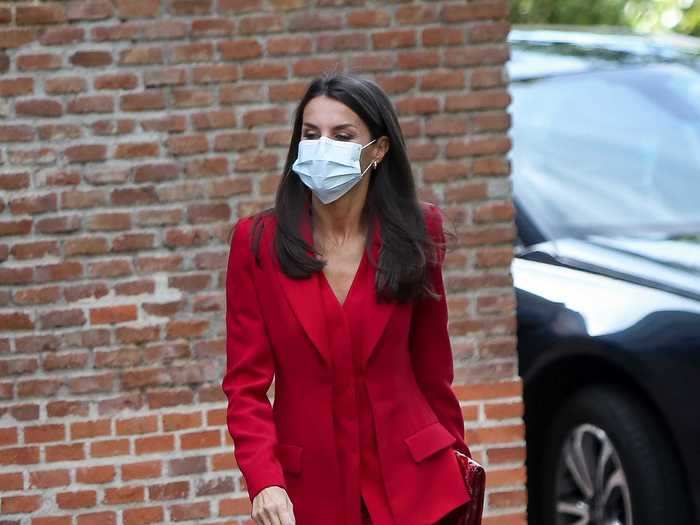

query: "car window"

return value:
[509, 63, 700, 240]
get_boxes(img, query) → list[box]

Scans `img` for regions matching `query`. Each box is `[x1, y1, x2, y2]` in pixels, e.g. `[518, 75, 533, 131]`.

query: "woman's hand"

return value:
[252, 485, 296, 525]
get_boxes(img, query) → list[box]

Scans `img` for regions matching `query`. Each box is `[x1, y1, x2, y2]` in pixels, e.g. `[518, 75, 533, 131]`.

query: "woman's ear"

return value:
[375, 135, 390, 164]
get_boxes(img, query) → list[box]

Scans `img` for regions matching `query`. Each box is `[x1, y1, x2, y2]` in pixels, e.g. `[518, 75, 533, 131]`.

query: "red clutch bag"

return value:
[454, 450, 485, 525]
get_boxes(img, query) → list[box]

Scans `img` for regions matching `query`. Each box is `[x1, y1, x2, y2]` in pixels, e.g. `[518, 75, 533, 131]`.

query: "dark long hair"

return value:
[251, 72, 442, 303]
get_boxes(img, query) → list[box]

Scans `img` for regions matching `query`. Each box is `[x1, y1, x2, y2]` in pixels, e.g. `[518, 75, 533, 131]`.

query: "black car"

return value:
[507, 26, 700, 525]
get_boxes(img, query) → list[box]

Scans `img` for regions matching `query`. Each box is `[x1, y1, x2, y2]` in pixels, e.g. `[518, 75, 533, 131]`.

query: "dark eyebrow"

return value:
[302, 123, 357, 131]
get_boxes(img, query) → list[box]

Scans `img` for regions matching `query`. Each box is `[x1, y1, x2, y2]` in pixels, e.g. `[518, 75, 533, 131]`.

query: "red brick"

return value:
[0, 78, 34, 97]
[168, 455, 206, 476]
[70, 50, 112, 67]
[0, 219, 32, 236]
[166, 318, 209, 338]
[17, 378, 62, 398]
[33, 516, 73, 525]
[16, 53, 62, 70]
[453, 138, 512, 160]
[71, 419, 111, 440]
[118, 47, 163, 65]
[0, 266, 33, 286]
[68, 373, 115, 394]
[120, 91, 166, 111]
[65, 144, 107, 163]
[147, 389, 193, 409]
[162, 412, 202, 432]
[218, 38, 262, 60]
[75, 465, 116, 484]
[267, 35, 312, 56]
[56, 490, 97, 509]
[121, 506, 163, 525]
[166, 134, 208, 156]
[134, 434, 175, 455]
[241, 62, 287, 80]
[35, 261, 83, 282]
[0, 472, 24, 491]
[347, 9, 389, 28]
[442, 1, 510, 22]
[29, 469, 70, 489]
[0, 172, 30, 190]
[0, 446, 40, 465]
[170, 501, 210, 521]
[348, 54, 395, 72]
[372, 29, 416, 49]
[90, 305, 137, 325]
[86, 212, 131, 231]
[16, 98, 63, 117]
[398, 50, 440, 70]
[40, 26, 85, 46]
[43, 351, 89, 372]
[180, 429, 220, 450]
[292, 57, 340, 77]
[24, 424, 65, 444]
[115, 325, 161, 345]
[148, 480, 189, 500]
[45, 443, 84, 462]
[11, 241, 60, 259]
[63, 283, 110, 303]
[16, 4, 66, 25]
[1, 494, 41, 513]
[90, 438, 129, 458]
[0, 427, 18, 447]
[0, 125, 34, 142]
[77, 511, 117, 525]
[0, 312, 34, 330]
[122, 461, 161, 481]
[116, 415, 158, 436]
[104, 485, 144, 505]
[238, 14, 284, 34]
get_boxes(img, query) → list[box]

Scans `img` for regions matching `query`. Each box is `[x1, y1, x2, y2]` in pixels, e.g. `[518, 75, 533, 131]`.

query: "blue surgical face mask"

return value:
[291, 135, 378, 204]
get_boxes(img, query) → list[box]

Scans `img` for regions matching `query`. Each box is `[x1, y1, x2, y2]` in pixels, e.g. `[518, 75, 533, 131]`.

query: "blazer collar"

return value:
[274, 199, 396, 370]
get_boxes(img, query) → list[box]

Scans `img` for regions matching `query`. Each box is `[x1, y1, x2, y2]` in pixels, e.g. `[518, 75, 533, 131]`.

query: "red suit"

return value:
[222, 201, 473, 525]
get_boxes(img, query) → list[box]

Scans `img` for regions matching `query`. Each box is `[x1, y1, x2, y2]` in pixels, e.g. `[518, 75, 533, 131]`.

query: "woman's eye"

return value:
[302, 134, 352, 141]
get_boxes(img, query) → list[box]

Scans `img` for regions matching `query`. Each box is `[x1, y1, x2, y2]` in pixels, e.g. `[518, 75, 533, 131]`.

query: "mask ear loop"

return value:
[361, 138, 379, 174]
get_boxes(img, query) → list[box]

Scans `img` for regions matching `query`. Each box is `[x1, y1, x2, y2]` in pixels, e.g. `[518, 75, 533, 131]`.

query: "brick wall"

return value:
[0, 1, 525, 523]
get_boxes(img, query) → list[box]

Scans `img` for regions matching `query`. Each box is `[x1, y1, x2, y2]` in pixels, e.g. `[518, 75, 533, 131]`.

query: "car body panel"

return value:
[507, 26, 700, 522]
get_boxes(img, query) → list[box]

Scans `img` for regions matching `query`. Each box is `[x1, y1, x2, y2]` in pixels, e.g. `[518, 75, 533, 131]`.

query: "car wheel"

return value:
[540, 386, 691, 525]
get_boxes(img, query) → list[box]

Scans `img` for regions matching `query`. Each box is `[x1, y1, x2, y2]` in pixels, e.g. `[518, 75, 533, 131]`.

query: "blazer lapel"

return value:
[274, 205, 331, 368]
[349, 215, 396, 371]
[274, 200, 397, 371]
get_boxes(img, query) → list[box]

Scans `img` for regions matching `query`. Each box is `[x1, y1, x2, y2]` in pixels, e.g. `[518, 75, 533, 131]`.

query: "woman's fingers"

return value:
[252, 486, 295, 525]
[264, 504, 283, 525]
[280, 501, 296, 525]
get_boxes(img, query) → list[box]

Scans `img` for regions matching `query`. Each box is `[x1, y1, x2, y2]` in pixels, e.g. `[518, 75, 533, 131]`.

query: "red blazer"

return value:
[222, 201, 473, 525]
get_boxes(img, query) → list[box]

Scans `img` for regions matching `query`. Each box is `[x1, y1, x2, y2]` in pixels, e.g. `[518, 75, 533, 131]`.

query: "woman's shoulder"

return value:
[230, 209, 277, 257]
[418, 200, 445, 238]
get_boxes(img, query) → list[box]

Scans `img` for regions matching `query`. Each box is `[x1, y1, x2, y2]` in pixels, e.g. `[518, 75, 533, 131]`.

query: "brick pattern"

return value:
[0, 1, 524, 523]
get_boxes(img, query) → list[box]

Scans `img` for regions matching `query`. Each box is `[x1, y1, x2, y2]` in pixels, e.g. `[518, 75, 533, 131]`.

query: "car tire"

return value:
[540, 385, 692, 525]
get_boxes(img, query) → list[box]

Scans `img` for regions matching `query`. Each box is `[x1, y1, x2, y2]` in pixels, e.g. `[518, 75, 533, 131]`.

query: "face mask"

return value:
[291, 135, 378, 204]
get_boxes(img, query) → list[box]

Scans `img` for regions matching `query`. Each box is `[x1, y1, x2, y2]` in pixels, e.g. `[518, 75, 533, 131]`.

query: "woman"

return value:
[222, 73, 474, 525]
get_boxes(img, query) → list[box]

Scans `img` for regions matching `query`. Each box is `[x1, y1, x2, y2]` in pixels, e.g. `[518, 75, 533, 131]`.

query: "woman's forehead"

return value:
[302, 96, 366, 131]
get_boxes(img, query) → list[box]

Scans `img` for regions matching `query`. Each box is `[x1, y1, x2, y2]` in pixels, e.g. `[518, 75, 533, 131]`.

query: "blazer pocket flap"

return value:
[276, 442, 303, 474]
[404, 421, 457, 463]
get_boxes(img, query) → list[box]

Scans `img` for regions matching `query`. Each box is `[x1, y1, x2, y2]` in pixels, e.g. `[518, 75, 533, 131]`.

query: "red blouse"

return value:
[318, 249, 396, 525]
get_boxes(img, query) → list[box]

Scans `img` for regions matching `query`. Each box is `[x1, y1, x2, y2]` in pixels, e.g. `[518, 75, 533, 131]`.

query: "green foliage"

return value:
[677, 2, 700, 36]
[511, 0, 700, 37]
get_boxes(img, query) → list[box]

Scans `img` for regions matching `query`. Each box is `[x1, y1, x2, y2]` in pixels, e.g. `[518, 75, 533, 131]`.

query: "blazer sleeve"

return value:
[221, 216, 286, 502]
[409, 203, 472, 458]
